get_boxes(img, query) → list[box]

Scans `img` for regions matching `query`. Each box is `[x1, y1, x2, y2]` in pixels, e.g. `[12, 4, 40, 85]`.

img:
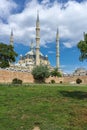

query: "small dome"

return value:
[45, 55, 48, 57]
[26, 62, 34, 65]
[21, 63, 26, 67]
[40, 52, 44, 56]
[25, 50, 44, 57]
[15, 63, 20, 66]
[25, 50, 35, 56]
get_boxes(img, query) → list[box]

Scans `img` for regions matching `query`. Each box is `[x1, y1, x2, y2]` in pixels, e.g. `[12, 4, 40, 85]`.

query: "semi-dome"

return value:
[25, 50, 35, 56]
[25, 50, 44, 57]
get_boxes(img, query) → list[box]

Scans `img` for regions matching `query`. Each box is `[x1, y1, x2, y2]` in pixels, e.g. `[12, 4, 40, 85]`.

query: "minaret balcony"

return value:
[36, 37, 40, 39]
[56, 54, 60, 56]
[36, 46, 40, 49]
[36, 28, 40, 30]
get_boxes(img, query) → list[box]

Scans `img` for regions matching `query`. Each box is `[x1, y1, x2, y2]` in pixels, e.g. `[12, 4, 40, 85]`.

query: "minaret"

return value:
[30, 40, 34, 51]
[10, 29, 14, 46]
[36, 11, 40, 66]
[83, 32, 86, 41]
[56, 28, 60, 69]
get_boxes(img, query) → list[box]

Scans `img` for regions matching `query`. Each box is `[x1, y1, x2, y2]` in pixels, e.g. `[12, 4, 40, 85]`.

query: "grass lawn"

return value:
[0, 84, 87, 130]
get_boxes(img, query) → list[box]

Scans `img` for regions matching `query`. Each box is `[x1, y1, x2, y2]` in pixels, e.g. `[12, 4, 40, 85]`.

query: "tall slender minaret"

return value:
[83, 32, 86, 41]
[10, 29, 14, 46]
[30, 40, 34, 51]
[56, 28, 60, 69]
[36, 11, 40, 66]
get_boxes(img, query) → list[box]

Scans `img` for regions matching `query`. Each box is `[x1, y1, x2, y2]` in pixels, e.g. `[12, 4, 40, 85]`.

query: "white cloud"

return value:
[0, 0, 17, 19]
[63, 41, 77, 48]
[41, 0, 50, 5]
[0, 0, 87, 47]
[48, 51, 55, 54]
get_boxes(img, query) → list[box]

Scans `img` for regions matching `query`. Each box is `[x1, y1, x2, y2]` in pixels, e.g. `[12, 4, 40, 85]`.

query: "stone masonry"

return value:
[0, 69, 87, 84]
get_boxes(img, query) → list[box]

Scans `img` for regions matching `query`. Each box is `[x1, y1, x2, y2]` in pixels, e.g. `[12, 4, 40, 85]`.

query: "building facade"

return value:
[10, 12, 57, 72]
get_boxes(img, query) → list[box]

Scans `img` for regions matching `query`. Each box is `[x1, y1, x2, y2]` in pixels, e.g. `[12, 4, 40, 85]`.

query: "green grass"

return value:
[0, 84, 87, 130]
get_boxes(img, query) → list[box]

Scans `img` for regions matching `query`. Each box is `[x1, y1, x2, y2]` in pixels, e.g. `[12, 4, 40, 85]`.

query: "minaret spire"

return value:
[36, 10, 40, 65]
[83, 32, 86, 41]
[37, 10, 39, 22]
[10, 29, 14, 46]
[30, 40, 34, 51]
[56, 28, 60, 69]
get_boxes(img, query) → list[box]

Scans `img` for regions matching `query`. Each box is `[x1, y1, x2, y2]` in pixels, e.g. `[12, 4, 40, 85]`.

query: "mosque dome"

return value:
[25, 50, 35, 56]
[25, 50, 44, 57]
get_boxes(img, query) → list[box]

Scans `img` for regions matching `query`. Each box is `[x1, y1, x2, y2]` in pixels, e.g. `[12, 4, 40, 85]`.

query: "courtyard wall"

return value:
[0, 69, 87, 84]
[0, 69, 34, 83]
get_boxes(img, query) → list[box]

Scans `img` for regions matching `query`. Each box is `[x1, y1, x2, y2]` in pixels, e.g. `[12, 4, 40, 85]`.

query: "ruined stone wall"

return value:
[0, 69, 87, 84]
[0, 69, 34, 83]
[63, 75, 87, 84]
[45, 76, 63, 83]
[46, 75, 87, 84]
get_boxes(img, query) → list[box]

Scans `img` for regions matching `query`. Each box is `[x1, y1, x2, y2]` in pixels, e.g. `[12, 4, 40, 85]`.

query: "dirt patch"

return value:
[32, 126, 40, 130]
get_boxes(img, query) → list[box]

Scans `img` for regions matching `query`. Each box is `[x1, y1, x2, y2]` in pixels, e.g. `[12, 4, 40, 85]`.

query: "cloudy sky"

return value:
[0, 0, 87, 73]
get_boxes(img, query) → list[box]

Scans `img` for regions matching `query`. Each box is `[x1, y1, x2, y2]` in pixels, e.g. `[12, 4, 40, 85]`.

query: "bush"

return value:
[51, 80, 55, 84]
[76, 78, 82, 84]
[32, 65, 50, 83]
[50, 68, 62, 77]
[60, 81, 63, 84]
[12, 78, 22, 84]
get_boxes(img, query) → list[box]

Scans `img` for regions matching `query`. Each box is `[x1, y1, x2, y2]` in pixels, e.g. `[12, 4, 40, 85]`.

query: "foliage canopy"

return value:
[77, 33, 87, 61]
[50, 68, 62, 77]
[0, 43, 18, 68]
[32, 65, 50, 83]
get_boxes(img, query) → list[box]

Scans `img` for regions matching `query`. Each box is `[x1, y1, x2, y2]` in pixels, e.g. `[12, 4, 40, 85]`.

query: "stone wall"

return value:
[0, 69, 34, 83]
[63, 75, 87, 84]
[45, 76, 63, 83]
[0, 69, 87, 84]
[46, 75, 87, 84]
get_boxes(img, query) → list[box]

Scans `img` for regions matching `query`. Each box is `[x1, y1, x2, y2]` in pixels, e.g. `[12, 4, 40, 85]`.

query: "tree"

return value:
[77, 33, 87, 61]
[50, 68, 62, 77]
[0, 43, 18, 68]
[32, 65, 50, 83]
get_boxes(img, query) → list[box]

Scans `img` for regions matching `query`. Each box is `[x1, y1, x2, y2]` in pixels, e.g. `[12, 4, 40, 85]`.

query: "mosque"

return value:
[9, 12, 60, 72]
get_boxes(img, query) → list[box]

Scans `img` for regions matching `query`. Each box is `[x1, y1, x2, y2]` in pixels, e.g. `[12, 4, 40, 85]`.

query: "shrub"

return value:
[50, 68, 62, 77]
[76, 78, 82, 84]
[32, 65, 50, 83]
[12, 78, 22, 84]
[60, 81, 63, 84]
[51, 80, 55, 84]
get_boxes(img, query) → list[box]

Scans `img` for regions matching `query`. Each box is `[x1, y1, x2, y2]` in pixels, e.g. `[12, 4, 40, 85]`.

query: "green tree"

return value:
[50, 68, 62, 77]
[0, 43, 18, 68]
[77, 33, 87, 61]
[32, 65, 50, 83]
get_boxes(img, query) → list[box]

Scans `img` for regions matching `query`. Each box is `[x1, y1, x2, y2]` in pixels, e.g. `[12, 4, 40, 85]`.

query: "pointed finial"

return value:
[31, 39, 33, 46]
[83, 32, 85, 35]
[83, 32, 86, 41]
[56, 27, 59, 40]
[37, 10, 39, 22]
[30, 39, 34, 51]
[57, 28, 59, 34]
[10, 29, 14, 46]
[11, 29, 13, 36]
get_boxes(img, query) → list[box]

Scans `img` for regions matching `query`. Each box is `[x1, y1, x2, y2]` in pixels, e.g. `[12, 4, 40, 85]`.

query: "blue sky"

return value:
[0, 0, 87, 73]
